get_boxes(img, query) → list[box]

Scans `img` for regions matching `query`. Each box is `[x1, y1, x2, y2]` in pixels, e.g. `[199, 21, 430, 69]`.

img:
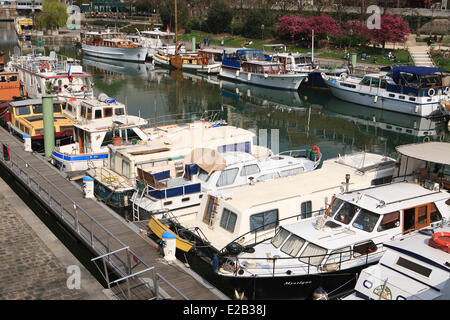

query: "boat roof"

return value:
[392, 66, 448, 82]
[396, 142, 450, 165]
[9, 98, 63, 107]
[336, 182, 449, 215]
[217, 153, 393, 212]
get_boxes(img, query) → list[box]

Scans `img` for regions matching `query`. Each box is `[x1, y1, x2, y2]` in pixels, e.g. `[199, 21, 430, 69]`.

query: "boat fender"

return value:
[264, 73, 268, 78]
[310, 145, 320, 160]
[225, 242, 243, 256]
[340, 73, 347, 80]
[236, 70, 240, 77]
[428, 88, 435, 97]
[374, 95, 378, 103]
[247, 73, 251, 81]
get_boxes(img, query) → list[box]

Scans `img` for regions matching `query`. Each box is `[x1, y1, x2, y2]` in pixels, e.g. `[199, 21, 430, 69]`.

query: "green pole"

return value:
[192, 36, 196, 52]
[351, 53, 357, 69]
[42, 94, 55, 158]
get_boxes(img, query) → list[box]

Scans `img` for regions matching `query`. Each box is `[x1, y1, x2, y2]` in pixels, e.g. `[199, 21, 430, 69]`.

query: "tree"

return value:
[35, 0, 68, 30]
[205, 0, 233, 33]
[276, 14, 340, 42]
[241, 8, 274, 39]
[159, 0, 189, 32]
[369, 14, 410, 53]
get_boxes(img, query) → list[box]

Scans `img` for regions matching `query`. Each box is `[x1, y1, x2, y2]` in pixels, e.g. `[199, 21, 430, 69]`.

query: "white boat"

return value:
[87, 120, 264, 209]
[7, 49, 94, 102]
[152, 50, 222, 74]
[51, 97, 148, 172]
[14, 17, 33, 40]
[323, 66, 450, 117]
[219, 49, 307, 91]
[82, 31, 148, 62]
[344, 223, 450, 300]
[128, 28, 183, 59]
[209, 141, 450, 300]
[130, 145, 322, 220]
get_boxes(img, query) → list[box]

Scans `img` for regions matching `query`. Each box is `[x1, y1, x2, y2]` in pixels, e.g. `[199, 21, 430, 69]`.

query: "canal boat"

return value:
[51, 97, 148, 172]
[131, 145, 322, 220]
[87, 120, 264, 208]
[7, 49, 94, 102]
[323, 66, 450, 117]
[148, 152, 395, 257]
[152, 50, 221, 74]
[7, 98, 75, 149]
[130, 28, 181, 59]
[344, 222, 450, 300]
[219, 49, 308, 91]
[0, 52, 22, 122]
[209, 141, 450, 299]
[82, 30, 148, 62]
[14, 17, 33, 40]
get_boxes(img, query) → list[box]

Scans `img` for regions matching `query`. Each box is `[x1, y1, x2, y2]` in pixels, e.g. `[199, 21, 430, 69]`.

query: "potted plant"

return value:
[112, 123, 122, 146]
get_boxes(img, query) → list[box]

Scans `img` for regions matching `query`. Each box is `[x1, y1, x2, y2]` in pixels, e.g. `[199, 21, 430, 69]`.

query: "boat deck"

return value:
[0, 126, 224, 300]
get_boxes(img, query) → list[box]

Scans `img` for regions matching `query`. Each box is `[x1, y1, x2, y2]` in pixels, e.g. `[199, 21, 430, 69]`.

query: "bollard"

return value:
[23, 134, 32, 152]
[162, 231, 177, 262]
[82, 176, 94, 198]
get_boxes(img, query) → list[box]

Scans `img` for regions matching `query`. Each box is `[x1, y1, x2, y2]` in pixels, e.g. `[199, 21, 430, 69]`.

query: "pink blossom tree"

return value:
[369, 14, 410, 53]
[276, 14, 340, 43]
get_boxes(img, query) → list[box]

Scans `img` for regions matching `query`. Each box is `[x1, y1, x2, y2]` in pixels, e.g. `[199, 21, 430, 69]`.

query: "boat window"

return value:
[81, 105, 87, 118]
[280, 234, 305, 257]
[87, 107, 92, 120]
[353, 240, 378, 257]
[417, 205, 428, 225]
[101, 131, 113, 147]
[360, 77, 371, 86]
[326, 198, 344, 218]
[430, 203, 442, 223]
[220, 208, 237, 233]
[115, 108, 125, 116]
[9, 75, 17, 82]
[280, 167, 303, 177]
[216, 168, 239, 187]
[249, 209, 278, 233]
[326, 246, 352, 264]
[256, 172, 280, 182]
[299, 243, 327, 266]
[240, 164, 260, 176]
[352, 209, 380, 232]
[0, 76, 6, 82]
[371, 78, 380, 87]
[203, 196, 215, 224]
[271, 228, 290, 248]
[94, 109, 102, 119]
[32, 104, 42, 114]
[301, 201, 312, 219]
[396, 257, 432, 278]
[104, 107, 113, 117]
[377, 211, 400, 231]
[198, 168, 211, 182]
[122, 161, 130, 179]
[380, 79, 387, 88]
[333, 202, 359, 224]
[15, 106, 30, 116]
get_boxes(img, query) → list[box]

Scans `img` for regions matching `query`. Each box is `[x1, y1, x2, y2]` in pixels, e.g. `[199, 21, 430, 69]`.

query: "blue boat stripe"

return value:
[52, 151, 108, 162]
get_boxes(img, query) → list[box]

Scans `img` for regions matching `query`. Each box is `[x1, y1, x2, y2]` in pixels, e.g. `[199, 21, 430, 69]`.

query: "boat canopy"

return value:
[184, 148, 226, 174]
[392, 66, 448, 84]
[396, 142, 450, 165]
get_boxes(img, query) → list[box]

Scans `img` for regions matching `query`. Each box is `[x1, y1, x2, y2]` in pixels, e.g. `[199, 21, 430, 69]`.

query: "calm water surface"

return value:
[2, 21, 449, 161]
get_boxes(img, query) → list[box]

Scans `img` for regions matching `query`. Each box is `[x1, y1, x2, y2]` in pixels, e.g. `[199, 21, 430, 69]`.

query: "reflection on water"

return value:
[1, 22, 448, 161]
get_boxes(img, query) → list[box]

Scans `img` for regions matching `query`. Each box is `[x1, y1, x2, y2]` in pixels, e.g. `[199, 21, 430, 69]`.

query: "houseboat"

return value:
[219, 49, 308, 90]
[130, 145, 322, 220]
[87, 121, 264, 209]
[211, 141, 450, 299]
[152, 49, 221, 74]
[323, 66, 450, 117]
[7, 98, 75, 149]
[0, 52, 22, 124]
[82, 31, 148, 62]
[344, 222, 450, 300]
[51, 97, 148, 171]
[14, 17, 33, 40]
[7, 49, 94, 102]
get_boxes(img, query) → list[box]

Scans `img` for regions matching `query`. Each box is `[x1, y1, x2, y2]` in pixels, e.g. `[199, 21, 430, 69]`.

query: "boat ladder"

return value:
[132, 185, 147, 222]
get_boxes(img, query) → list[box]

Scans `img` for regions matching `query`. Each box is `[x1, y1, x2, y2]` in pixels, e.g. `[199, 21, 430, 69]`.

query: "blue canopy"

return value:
[392, 66, 448, 83]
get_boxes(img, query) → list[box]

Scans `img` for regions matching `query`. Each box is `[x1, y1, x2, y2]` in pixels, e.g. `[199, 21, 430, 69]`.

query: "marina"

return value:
[0, 2, 449, 305]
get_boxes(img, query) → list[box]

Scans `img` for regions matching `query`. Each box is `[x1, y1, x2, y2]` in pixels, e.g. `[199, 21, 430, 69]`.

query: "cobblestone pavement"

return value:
[0, 193, 91, 300]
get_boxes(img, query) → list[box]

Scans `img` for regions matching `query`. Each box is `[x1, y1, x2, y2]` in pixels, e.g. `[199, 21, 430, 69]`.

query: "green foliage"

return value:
[241, 8, 274, 39]
[205, 0, 233, 34]
[35, 0, 68, 30]
[159, 0, 188, 31]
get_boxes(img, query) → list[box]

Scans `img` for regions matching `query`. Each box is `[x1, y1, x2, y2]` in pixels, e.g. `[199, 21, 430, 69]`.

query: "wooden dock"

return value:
[0, 126, 225, 300]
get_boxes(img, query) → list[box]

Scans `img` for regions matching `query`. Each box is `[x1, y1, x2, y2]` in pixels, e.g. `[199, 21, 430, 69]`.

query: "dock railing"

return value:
[0, 143, 188, 300]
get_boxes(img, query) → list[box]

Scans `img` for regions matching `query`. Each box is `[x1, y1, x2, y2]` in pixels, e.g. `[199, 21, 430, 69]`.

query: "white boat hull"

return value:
[324, 77, 446, 117]
[82, 44, 147, 62]
[219, 67, 306, 91]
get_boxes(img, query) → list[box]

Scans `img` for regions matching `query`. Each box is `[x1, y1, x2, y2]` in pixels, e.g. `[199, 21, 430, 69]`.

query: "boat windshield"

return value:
[280, 234, 306, 257]
[326, 198, 344, 218]
[271, 228, 291, 248]
[198, 168, 211, 182]
[333, 201, 359, 225]
[352, 209, 380, 232]
[299, 242, 327, 266]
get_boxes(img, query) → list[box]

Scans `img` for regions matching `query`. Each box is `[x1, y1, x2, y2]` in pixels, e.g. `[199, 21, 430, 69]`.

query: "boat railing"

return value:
[142, 109, 225, 129]
[278, 149, 307, 158]
[0, 143, 188, 300]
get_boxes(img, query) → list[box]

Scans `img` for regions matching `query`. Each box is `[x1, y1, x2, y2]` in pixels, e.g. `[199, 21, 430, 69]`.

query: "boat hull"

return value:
[324, 78, 443, 117]
[219, 67, 305, 91]
[82, 44, 147, 62]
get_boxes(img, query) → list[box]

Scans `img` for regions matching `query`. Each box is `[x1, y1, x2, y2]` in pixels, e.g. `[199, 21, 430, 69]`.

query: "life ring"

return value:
[423, 136, 430, 142]
[310, 145, 321, 159]
[41, 62, 50, 71]
[428, 232, 450, 253]
[428, 88, 435, 97]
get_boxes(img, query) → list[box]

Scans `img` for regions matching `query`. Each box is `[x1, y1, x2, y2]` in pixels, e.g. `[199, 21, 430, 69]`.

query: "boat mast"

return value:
[174, 0, 178, 55]
[312, 29, 314, 66]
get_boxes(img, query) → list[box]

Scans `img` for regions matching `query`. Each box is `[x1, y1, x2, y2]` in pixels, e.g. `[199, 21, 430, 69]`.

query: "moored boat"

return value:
[14, 17, 33, 40]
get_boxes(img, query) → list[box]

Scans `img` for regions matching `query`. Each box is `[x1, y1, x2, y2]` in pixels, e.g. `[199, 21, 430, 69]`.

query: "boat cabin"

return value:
[85, 32, 140, 48]
[222, 49, 271, 69]
[241, 60, 288, 75]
